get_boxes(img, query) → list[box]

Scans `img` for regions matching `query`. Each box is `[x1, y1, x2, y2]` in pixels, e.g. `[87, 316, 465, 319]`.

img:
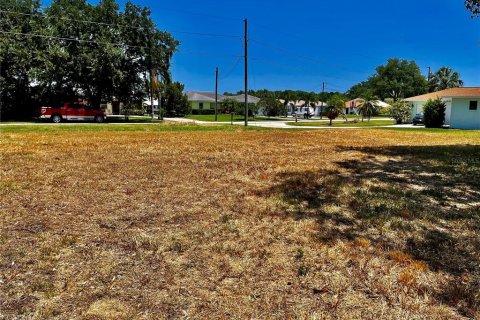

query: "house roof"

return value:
[186, 91, 218, 103]
[404, 87, 480, 102]
[186, 91, 260, 104]
[229, 94, 261, 104]
[345, 99, 364, 108]
[344, 98, 391, 108]
[278, 99, 327, 107]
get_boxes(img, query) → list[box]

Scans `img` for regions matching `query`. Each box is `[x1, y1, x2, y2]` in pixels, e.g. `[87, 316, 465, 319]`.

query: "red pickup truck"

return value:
[40, 102, 106, 123]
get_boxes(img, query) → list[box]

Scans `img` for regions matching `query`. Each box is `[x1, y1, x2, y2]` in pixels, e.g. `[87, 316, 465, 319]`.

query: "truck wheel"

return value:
[94, 115, 104, 123]
[52, 114, 62, 123]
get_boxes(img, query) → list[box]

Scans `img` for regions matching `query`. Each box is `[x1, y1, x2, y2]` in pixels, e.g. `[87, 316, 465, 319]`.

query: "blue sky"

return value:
[50, 0, 480, 93]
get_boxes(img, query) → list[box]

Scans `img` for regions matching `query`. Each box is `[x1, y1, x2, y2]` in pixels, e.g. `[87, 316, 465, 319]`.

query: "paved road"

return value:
[0, 118, 424, 130]
[164, 117, 424, 130]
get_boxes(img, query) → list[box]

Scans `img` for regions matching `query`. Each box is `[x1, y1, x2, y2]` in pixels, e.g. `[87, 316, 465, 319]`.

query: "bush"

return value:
[423, 98, 446, 128]
[258, 96, 286, 117]
[389, 101, 411, 124]
[221, 98, 240, 114]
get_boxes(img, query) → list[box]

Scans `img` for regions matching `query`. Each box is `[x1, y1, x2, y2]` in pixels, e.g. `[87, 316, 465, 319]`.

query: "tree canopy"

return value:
[0, 0, 179, 119]
[428, 67, 464, 92]
[465, 0, 480, 16]
[346, 59, 429, 101]
[225, 89, 346, 106]
[257, 95, 286, 117]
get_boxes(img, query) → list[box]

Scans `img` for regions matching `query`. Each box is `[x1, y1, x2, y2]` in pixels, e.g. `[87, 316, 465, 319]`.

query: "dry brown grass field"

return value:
[1, 124, 479, 319]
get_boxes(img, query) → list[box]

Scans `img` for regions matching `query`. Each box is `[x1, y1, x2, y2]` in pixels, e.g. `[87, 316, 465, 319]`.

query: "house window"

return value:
[199, 102, 204, 110]
[210, 103, 215, 110]
[469, 101, 478, 111]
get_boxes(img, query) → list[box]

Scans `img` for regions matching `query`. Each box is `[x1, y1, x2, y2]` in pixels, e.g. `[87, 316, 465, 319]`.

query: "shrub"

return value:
[257, 96, 286, 117]
[389, 101, 411, 124]
[221, 98, 240, 114]
[423, 98, 446, 128]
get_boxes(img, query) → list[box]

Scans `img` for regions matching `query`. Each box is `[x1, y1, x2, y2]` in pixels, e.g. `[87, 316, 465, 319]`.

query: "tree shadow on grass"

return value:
[263, 144, 480, 316]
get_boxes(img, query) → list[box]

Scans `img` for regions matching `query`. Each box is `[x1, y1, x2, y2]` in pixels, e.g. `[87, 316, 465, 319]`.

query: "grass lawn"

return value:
[343, 114, 387, 119]
[106, 115, 160, 123]
[186, 114, 289, 122]
[1, 126, 479, 319]
[0, 123, 268, 134]
[288, 119, 396, 127]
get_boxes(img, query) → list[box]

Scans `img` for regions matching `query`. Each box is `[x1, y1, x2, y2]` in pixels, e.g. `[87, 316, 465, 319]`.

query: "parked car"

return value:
[412, 113, 424, 125]
[40, 102, 107, 123]
[292, 112, 313, 119]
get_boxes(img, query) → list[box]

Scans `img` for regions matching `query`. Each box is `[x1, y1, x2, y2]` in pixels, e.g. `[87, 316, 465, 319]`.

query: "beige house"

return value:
[187, 91, 260, 113]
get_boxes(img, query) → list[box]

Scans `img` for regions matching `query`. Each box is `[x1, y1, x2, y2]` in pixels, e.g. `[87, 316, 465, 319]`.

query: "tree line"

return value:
[346, 59, 464, 102]
[224, 89, 348, 117]
[0, 0, 181, 120]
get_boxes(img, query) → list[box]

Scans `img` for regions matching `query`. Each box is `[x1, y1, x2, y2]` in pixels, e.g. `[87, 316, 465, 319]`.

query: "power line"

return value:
[149, 5, 243, 22]
[0, 9, 243, 39]
[249, 21, 373, 60]
[178, 50, 243, 58]
[250, 57, 359, 84]
[250, 38, 367, 75]
[219, 57, 242, 80]
[0, 30, 151, 50]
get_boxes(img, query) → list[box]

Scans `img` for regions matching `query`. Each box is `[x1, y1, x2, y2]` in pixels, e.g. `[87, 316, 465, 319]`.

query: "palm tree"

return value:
[357, 96, 379, 122]
[281, 90, 296, 116]
[326, 96, 345, 126]
[428, 67, 464, 92]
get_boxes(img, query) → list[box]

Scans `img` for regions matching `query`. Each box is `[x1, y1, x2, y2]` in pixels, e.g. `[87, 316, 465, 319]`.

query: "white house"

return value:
[344, 99, 392, 115]
[404, 87, 480, 129]
[278, 100, 327, 117]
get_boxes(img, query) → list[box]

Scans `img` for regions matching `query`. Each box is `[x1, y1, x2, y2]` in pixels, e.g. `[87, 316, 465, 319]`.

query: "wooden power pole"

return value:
[215, 67, 219, 122]
[244, 18, 248, 127]
[321, 82, 325, 119]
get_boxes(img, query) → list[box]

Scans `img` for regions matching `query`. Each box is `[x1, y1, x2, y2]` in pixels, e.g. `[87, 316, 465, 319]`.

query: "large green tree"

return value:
[367, 58, 428, 101]
[0, 0, 179, 120]
[163, 82, 189, 116]
[0, 0, 46, 119]
[346, 81, 374, 100]
[465, 0, 480, 16]
[428, 67, 464, 92]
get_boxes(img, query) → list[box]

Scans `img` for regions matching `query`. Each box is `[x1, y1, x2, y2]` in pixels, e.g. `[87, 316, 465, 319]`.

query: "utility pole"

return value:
[321, 82, 325, 119]
[215, 67, 219, 122]
[244, 18, 248, 127]
[427, 66, 431, 82]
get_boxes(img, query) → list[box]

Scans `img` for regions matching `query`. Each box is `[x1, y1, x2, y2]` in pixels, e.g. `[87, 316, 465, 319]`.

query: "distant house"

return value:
[344, 99, 364, 114]
[277, 100, 327, 117]
[142, 91, 260, 115]
[186, 91, 260, 113]
[404, 87, 480, 129]
[344, 99, 392, 115]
